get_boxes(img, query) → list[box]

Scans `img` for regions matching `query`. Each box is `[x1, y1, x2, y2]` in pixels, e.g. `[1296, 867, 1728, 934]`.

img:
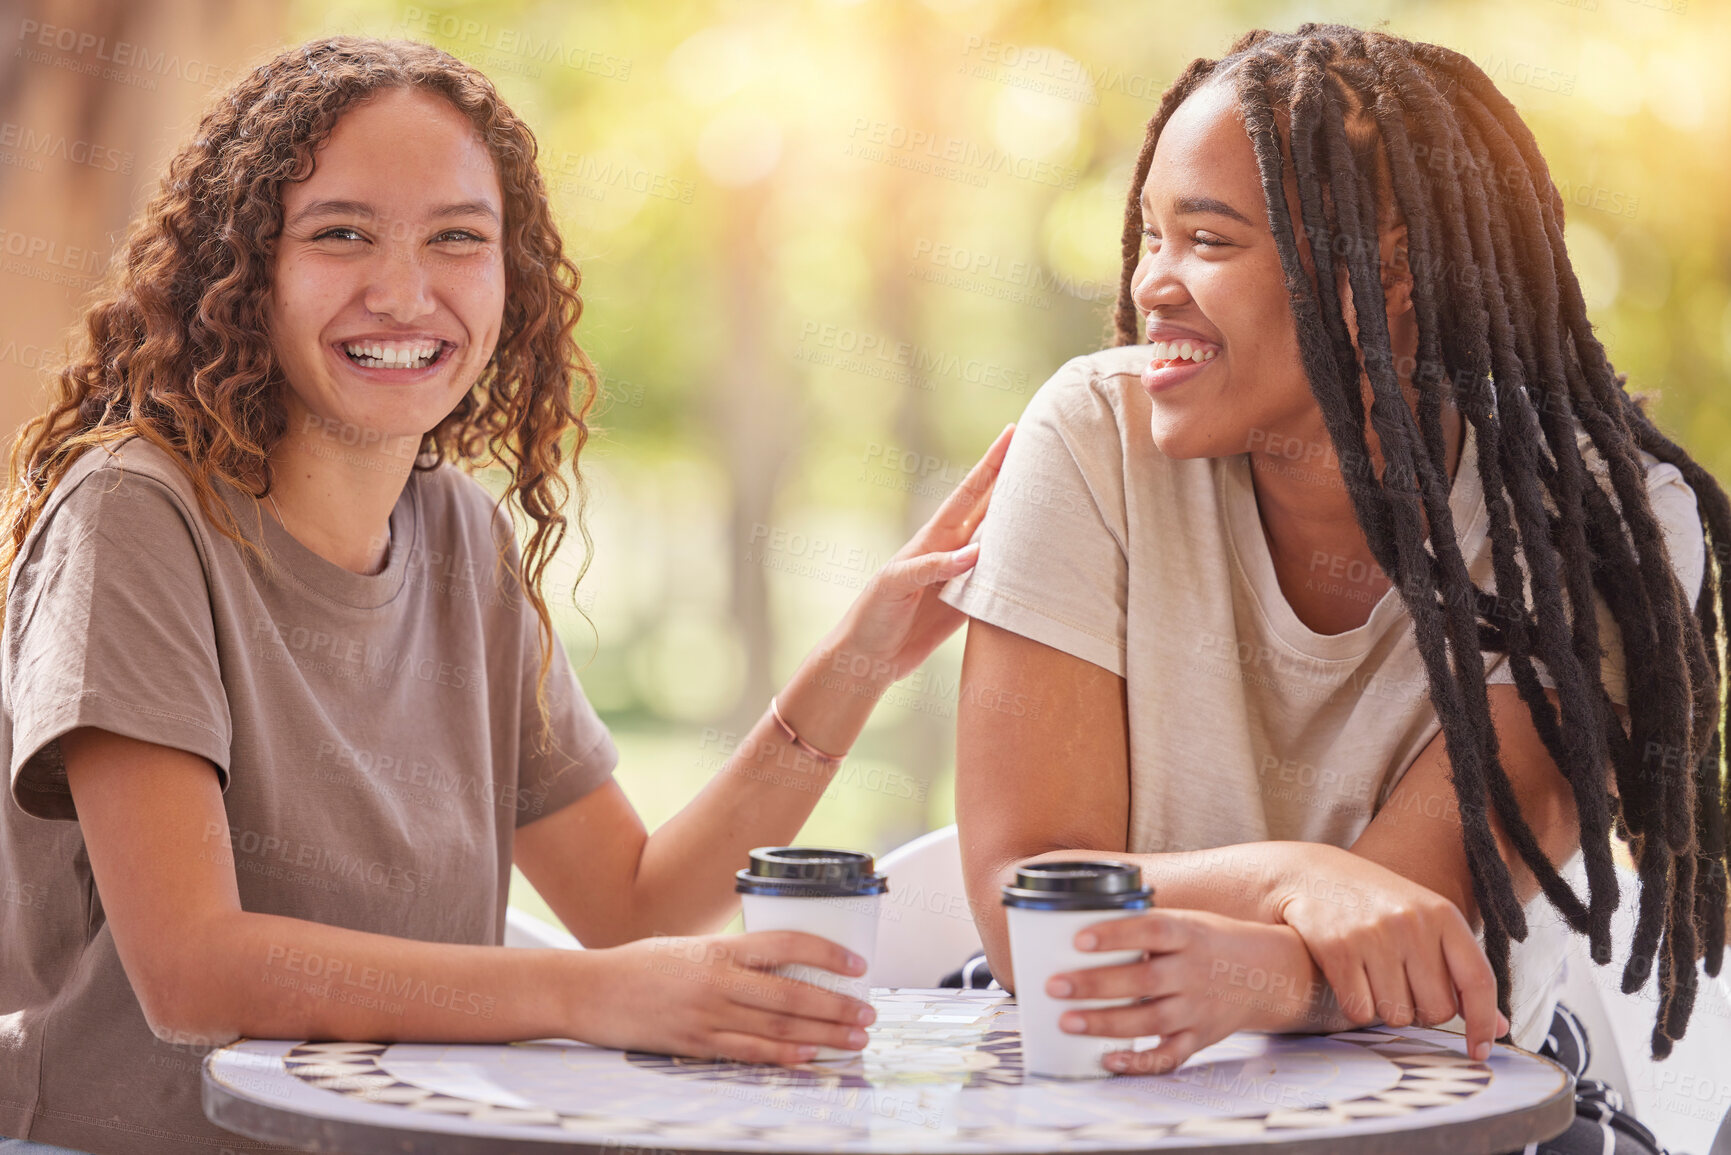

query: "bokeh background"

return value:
[1, 0, 1725, 932]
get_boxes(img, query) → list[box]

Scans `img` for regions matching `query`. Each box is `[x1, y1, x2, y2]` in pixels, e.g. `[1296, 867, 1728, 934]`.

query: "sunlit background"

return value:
[1, 0, 1725, 932]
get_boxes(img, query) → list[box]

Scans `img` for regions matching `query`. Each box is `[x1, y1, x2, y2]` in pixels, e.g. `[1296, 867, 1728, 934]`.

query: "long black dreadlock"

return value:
[1110, 24, 1728, 1058]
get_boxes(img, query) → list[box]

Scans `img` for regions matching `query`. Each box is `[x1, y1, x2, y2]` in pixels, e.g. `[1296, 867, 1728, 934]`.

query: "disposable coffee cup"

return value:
[1003, 860, 1152, 1079]
[737, 847, 887, 1057]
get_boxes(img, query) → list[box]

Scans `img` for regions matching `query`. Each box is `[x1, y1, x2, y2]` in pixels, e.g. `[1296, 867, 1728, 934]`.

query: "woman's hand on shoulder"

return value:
[1270, 843, 1505, 1058]
[826, 424, 1013, 685]
[574, 931, 875, 1064]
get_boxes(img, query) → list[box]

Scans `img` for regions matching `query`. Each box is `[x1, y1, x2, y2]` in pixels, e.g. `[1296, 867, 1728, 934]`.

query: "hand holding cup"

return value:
[737, 846, 888, 1057]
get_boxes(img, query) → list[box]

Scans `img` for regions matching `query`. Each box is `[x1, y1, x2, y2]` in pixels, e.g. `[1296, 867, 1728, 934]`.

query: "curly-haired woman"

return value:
[946, 24, 1724, 1155]
[0, 38, 1009, 1155]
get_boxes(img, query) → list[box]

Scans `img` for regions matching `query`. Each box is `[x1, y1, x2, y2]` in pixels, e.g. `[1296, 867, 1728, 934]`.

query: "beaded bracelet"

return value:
[768, 695, 845, 763]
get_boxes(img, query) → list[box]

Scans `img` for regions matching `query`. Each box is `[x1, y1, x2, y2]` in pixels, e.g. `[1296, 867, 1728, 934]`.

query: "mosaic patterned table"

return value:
[204, 988, 1573, 1154]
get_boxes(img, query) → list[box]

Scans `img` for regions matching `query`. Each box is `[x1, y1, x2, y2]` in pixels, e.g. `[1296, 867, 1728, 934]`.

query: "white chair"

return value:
[505, 831, 985, 987]
[504, 905, 582, 950]
[1552, 861, 1731, 1155]
[870, 824, 985, 988]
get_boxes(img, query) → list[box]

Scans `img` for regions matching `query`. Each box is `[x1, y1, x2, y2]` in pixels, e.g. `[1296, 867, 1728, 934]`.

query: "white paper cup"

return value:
[736, 847, 889, 1060]
[738, 892, 881, 1002]
[1002, 861, 1152, 1079]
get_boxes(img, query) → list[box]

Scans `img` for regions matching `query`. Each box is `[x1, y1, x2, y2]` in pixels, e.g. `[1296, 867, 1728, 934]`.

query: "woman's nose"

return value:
[1131, 251, 1190, 314]
[362, 248, 436, 323]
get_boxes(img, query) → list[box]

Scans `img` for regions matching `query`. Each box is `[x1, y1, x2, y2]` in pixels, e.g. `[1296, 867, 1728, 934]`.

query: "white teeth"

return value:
[1149, 339, 1219, 365]
[343, 340, 442, 369]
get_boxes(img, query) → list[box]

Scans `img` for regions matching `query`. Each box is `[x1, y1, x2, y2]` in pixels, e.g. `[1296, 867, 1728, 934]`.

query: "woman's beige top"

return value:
[942, 344, 1705, 1050]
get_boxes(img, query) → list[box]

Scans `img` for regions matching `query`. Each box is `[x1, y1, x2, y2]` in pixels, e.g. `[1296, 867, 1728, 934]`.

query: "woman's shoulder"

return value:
[1011, 346, 1143, 454]
[1555, 419, 1703, 588]
[1028, 345, 1150, 423]
[7, 438, 221, 631]
[36, 435, 215, 547]
[1017, 345, 1195, 483]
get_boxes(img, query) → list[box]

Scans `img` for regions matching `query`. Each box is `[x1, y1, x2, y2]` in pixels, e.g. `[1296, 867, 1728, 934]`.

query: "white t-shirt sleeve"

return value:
[1483, 457, 1704, 706]
[939, 356, 1132, 676]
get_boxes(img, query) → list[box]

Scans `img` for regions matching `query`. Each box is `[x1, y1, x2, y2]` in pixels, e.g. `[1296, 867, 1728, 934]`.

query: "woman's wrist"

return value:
[556, 945, 617, 1043]
[1226, 923, 1351, 1034]
[1247, 841, 1358, 924]
[814, 619, 905, 698]
[769, 632, 899, 760]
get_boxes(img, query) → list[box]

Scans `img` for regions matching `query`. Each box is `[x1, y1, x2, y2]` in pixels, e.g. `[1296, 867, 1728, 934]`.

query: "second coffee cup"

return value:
[1003, 860, 1152, 1079]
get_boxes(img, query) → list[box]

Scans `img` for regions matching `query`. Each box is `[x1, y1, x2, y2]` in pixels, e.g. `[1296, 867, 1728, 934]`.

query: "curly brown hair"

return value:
[0, 36, 596, 717]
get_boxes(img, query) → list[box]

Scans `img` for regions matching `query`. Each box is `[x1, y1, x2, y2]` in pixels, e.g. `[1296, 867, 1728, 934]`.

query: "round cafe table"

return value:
[204, 988, 1573, 1154]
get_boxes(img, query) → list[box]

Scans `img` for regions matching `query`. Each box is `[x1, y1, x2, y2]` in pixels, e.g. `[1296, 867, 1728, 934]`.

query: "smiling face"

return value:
[268, 86, 506, 449]
[1131, 77, 1412, 463]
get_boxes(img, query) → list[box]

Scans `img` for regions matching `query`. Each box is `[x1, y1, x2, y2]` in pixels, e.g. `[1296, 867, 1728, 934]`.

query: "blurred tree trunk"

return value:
[712, 182, 790, 735]
[0, 0, 283, 449]
[877, 0, 947, 847]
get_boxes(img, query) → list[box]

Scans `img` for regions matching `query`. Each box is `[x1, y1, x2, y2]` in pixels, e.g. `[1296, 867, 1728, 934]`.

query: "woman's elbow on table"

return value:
[59, 726, 252, 1046]
[135, 967, 246, 1052]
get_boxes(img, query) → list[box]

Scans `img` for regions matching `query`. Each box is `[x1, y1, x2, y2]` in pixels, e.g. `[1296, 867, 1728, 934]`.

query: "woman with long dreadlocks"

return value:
[943, 23, 1725, 1155]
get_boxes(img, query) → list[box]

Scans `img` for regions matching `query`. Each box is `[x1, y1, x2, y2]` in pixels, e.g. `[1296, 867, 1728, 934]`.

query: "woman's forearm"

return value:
[574, 433, 1009, 943]
[1208, 921, 1355, 1034]
[1089, 842, 1342, 922]
[979, 841, 1350, 989]
[147, 909, 587, 1048]
[623, 634, 896, 936]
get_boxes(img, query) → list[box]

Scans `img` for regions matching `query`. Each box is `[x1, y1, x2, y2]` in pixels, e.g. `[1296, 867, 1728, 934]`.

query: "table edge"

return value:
[202, 1028, 1579, 1155]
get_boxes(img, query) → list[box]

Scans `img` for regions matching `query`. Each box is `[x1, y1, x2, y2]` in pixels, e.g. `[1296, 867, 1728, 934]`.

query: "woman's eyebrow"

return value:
[1141, 193, 1258, 228]
[429, 200, 500, 223]
[285, 199, 500, 226]
[287, 198, 376, 227]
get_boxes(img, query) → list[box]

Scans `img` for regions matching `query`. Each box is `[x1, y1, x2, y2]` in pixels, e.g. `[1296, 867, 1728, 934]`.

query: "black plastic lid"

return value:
[1001, 860, 1152, 911]
[735, 847, 889, 898]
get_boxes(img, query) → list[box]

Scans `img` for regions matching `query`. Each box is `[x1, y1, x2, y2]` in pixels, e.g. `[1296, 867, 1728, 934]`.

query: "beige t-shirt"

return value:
[0, 437, 618, 1154]
[941, 345, 1706, 1049]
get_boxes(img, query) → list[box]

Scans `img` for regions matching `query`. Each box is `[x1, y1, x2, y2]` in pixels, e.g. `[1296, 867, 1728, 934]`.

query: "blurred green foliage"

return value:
[288, 0, 1730, 927]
